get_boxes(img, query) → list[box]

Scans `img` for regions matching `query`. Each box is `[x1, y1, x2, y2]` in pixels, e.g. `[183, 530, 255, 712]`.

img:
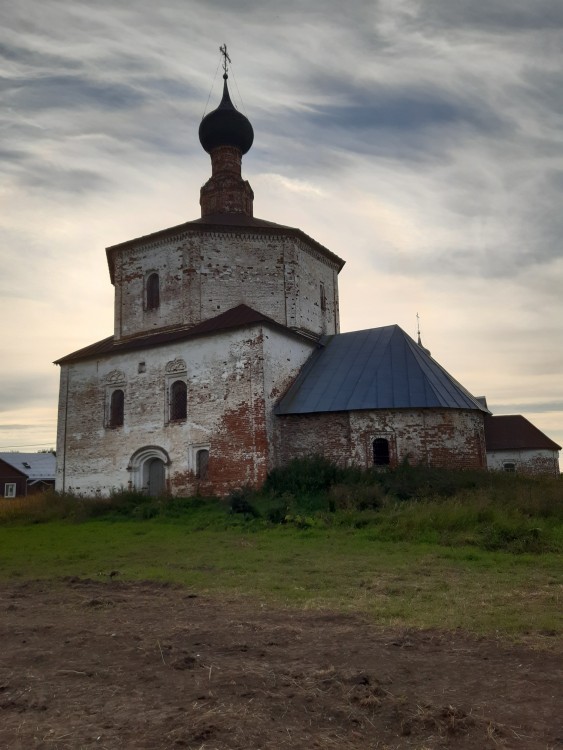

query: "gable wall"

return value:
[56, 325, 316, 497]
[56, 327, 269, 496]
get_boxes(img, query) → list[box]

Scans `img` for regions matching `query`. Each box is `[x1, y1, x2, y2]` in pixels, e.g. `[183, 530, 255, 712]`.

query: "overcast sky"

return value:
[1, 0, 562, 465]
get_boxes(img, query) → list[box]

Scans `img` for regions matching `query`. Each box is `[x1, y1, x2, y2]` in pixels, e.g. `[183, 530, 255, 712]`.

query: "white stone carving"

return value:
[104, 369, 126, 384]
[165, 357, 187, 373]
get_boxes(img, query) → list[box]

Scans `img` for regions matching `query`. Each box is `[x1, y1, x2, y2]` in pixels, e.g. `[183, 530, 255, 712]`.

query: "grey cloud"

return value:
[409, 0, 563, 32]
[300, 90, 507, 167]
[376, 239, 560, 282]
[0, 147, 29, 163]
[1, 75, 147, 113]
[310, 92, 486, 131]
[0, 40, 81, 72]
[0, 140, 112, 196]
[23, 165, 112, 195]
[520, 69, 563, 118]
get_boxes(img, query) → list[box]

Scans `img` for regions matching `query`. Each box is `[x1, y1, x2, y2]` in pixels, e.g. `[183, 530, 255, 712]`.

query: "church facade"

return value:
[55, 66, 490, 497]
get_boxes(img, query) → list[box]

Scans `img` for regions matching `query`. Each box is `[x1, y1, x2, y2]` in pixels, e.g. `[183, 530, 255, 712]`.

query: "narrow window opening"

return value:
[320, 282, 327, 311]
[109, 389, 124, 428]
[146, 273, 160, 310]
[196, 449, 209, 480]
[373, 438, 390, 466]
[170, 380, 187, 421]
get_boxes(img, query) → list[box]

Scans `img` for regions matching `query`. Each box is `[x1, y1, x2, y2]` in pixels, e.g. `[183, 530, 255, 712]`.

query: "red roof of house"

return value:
[484, 415, 561, 451]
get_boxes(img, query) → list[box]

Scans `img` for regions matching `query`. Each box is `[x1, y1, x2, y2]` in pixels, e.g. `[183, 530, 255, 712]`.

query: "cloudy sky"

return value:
[2, 0, 562, 465]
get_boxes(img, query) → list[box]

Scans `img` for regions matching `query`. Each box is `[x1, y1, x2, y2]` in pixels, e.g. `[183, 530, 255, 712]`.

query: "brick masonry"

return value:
[486, 448, 560, 476]
[56, 324, 316, 496]
[275, 409, 487, 470]
[200, 145, 254, 217]
[110, 230, 340, 341]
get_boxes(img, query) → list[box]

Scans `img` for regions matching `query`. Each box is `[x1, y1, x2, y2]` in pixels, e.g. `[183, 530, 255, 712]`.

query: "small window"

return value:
[373, 438, 390, 466]
[196, 449, 209, 480]
[170, 380, 187, 421]
[4, 483, 16, 498]
[503, 462, 516, 473]
[146, 273, 160, 310]
[109, 389, 124, 428]
[320, 282, 327, 312]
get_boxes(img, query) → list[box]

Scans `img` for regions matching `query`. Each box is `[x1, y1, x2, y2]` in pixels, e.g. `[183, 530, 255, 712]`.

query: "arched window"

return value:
[196, 449, 209, 480]
[373, 438, 390, 466]
[146, 273, 160, 310]
[503, 462, 516, 473]
[170, 380, 187, 421]
[109, 389, 124, 428]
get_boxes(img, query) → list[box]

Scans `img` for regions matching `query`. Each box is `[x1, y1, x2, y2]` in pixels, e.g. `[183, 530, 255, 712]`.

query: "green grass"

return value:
[0, 519, 560, 638]
[1, 463, 561, 639]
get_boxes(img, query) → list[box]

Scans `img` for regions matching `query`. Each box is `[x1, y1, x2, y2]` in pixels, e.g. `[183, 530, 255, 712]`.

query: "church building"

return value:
[55, 59, 490, 497]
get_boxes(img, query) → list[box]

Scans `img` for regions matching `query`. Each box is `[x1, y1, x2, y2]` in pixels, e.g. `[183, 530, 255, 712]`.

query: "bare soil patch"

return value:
[0, 578, 561, 749]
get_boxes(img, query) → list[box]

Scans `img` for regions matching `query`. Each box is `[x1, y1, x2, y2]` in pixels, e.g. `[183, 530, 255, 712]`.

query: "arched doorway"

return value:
[128, 446, 170, 495]
[146, 458, 165, 496]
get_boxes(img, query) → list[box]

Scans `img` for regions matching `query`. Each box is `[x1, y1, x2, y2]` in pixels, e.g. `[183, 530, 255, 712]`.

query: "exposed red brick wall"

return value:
[275, 409, 487, 470]
[156, 330, 269, 498]
[275, 412, 351, 467]
[200, 145, 254, 217]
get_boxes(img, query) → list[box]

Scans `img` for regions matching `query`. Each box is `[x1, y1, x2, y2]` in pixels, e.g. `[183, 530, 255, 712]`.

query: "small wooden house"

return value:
[0, 453, 56, 498]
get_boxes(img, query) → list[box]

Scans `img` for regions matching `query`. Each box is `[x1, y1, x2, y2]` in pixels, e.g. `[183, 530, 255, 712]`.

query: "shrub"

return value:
[264, 456, 345, 495]
[329, 483, 384, 512]
[227, 485, 260, 518]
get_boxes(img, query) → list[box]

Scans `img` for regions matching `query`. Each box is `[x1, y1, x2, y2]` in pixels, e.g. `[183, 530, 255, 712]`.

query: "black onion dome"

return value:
[199, 75, 254, 155]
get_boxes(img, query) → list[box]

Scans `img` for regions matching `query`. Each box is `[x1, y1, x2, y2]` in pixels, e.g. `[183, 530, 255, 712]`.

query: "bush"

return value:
[264, 456, 345, 496]
[329, 483, 384, 512]
[227, 485, 260, 517]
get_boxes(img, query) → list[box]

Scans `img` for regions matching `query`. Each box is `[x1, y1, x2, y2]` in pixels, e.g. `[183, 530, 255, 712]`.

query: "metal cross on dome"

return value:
[220, 43, 231, 76]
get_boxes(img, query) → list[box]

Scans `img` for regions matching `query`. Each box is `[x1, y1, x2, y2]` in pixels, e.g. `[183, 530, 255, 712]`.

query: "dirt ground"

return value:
[0, 579, 561, 750]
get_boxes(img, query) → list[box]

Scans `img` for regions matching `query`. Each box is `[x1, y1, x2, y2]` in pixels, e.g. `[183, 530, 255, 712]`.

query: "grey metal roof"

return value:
[275, 325, 489, 415]
[0, 452, 56, 480]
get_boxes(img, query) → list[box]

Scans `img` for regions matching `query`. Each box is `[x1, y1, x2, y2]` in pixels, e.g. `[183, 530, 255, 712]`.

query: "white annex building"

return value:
[55, 57, 529, 498]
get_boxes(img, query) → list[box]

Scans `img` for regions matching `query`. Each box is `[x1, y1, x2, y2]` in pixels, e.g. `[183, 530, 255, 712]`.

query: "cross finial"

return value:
[219, 44, 231, 77]
[415, 312, 431, 355]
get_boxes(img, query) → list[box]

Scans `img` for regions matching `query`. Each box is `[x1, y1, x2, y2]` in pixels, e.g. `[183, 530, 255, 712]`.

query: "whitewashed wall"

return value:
[109, 229, 340, 341]
[486, 449, 560, 476]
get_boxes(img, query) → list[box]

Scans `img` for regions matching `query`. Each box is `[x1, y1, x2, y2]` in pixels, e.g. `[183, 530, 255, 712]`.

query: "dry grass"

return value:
[0, 493, 53, 518]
